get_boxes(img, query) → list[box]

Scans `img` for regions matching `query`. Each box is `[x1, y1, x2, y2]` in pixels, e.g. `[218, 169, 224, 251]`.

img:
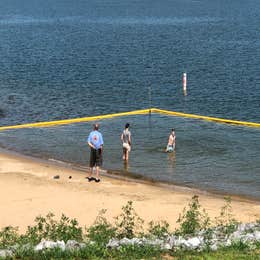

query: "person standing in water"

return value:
[121, 123, 131, 161]
[166, 128, 176, 152]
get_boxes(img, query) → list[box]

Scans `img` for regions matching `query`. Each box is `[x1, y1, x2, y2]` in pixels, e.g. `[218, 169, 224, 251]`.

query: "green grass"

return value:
[6, 244, 161, 260]
[4, 244, 259, 260]
[169, 248, 260, 260]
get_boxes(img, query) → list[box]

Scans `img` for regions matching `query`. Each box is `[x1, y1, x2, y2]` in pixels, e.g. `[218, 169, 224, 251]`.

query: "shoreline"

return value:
[0, 148, 259, 233]
[1, 147, 259, 203]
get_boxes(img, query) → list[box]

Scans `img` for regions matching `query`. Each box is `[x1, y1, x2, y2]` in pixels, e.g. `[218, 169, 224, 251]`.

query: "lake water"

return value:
[0, 0, 259, 199]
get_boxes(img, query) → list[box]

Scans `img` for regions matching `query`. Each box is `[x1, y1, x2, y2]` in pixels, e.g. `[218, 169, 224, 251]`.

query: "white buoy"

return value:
[183, 72, 187, 95]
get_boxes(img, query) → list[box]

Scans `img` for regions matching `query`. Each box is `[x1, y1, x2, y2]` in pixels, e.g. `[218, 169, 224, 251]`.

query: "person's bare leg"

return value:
[87, 167, 94, 181]
[95, 166, 100, 182]
[125, 150, 129, 161]
[96, 166, 99, 178]
[89, 167, 93, 177]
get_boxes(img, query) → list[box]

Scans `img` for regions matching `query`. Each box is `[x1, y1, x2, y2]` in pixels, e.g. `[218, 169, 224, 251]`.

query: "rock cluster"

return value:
[0, 240, 86, 258]
[107, 222, 260, 251]
[34, 239, 86, 251]
[0, 222, 259, 258]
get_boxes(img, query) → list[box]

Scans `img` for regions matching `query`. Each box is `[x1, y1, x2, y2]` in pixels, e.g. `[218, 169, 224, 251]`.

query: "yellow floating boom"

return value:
[151, 108, 260, 128]
[0, 109, 150, 131]
[0, 107, 259, 131]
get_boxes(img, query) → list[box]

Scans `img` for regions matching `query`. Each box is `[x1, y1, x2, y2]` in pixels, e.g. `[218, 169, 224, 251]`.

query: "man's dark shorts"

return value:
[90, 148, 102, 167]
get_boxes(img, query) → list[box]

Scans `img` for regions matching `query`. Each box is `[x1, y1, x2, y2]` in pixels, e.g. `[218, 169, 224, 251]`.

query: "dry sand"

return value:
[0, 150, 259, 233]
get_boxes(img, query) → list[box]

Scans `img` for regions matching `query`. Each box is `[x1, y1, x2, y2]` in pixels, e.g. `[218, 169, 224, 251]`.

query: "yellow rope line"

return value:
[0, 109, 150, 130]
[0, 107, 259, 131]
[151, 108, 260, 128]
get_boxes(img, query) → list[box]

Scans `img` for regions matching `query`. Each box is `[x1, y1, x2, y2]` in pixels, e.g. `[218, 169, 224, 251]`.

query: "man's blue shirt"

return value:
[87, 130, 103, 149]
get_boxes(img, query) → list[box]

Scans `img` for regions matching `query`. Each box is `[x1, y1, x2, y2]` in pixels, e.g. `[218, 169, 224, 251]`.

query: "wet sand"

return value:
[0, 150, 259, 233]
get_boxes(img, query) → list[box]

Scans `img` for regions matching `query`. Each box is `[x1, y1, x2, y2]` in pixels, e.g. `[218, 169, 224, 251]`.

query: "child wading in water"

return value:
[166, 128, 176, 152]
[121, 123, 131, 161]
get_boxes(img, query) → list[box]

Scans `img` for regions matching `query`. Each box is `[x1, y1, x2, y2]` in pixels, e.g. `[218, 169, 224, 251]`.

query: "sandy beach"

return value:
[0, 150, 259, 233]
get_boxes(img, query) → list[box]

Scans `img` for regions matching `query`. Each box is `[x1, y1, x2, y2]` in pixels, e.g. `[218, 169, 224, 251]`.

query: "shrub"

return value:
[176, 195, 210, 235]
[112, 244, 161, 259]
[22, 212, 83, 244]
[215, 196, 239, 235]
[147, 220, 170, 238]
[0, 226, 20, 248]
[87, 209, 116, 245]
[115, 201, 144, 239]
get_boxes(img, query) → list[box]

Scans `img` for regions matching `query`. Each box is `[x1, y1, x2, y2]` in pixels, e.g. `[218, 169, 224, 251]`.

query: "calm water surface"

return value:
[0, 0, 259, 198]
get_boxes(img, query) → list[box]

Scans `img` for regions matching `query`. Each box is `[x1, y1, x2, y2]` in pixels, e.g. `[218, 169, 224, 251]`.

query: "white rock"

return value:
[148, 238, 164, 247]
[230, 231, 241, 240]
[34, 239, 65, 251]
[162, 243, 172, 250]
[66, 240, 78, 247]
[184, 237, 202, 249]
[165, 235, 177, 248]
[107, 238, 120, 248]
[34, 242, 44, 251]
[254, 231, 260, 241]
[173, 237, 187, 248]
[141, 237, 148, 244]
[237, 223, 246, 232]
[131, 237, 142, 245]
[241, 233, 255, 243]
[120, 238, 131, 245]
[66, 240, 85, 250]
[247, 223, 258, 230]
[223, 239, 231, 247]
[0, 249, 13, 258]
[56, 240, 66, 251]
[211, 232, 218, 240]
[210, 243, 218, 251]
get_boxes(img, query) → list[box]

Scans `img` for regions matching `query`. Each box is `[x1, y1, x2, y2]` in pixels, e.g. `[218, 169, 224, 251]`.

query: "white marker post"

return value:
[183, 72, 187, 96]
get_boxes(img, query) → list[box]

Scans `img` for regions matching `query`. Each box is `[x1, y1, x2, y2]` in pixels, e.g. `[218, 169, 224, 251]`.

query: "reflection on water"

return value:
[123, 160, 129, 171]
[167, 151, 176, 169]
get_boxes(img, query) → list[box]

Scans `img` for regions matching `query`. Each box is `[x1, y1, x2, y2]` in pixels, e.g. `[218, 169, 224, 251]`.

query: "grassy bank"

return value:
[0, 196, 259, 259]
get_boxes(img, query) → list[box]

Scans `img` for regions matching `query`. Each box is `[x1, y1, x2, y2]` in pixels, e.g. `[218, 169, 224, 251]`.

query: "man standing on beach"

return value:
[87, 123, 103, 182]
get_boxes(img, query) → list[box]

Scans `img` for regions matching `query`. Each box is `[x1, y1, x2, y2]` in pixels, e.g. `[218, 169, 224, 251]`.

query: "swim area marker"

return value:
[0, 107, 259, 131]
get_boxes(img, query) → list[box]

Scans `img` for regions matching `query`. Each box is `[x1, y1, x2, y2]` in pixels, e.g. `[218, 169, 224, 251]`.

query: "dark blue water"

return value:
[0, 0, 259, 198]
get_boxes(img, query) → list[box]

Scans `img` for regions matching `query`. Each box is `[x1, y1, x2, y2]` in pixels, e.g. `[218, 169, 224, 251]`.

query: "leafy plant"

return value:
[87, 209, 116, 245]
[111, 244, 161, 259]
[0, 226, 20, 248]
[22, 212, 83, 244]
[115, 201, 144, 239]
[215, 196, 239, 235]
[176, 195, 210, 235]
[147, 220, 170, 238]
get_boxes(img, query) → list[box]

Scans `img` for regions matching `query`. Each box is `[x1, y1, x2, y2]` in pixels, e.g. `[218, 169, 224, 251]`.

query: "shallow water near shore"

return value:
[0, 0, 259, 199]
[0, 113, 259, 199]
